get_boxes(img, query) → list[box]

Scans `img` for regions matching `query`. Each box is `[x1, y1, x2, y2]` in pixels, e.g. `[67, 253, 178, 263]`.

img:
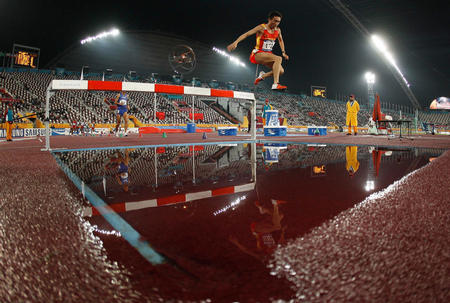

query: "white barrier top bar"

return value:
[82, 182, 255, 217]
[50, 80, 255, 100]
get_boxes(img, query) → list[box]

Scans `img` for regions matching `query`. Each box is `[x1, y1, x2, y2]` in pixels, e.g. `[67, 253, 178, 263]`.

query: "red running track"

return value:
[37, 132, 450, 150]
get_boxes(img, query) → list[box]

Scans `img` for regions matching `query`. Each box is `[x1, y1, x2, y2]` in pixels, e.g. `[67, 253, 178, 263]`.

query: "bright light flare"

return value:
[371, 35, 388, 53]
[365, 180, 375, 192]
[212, 47, 246, 67]
[365, 71, 376, 84]
[81, 28, 120, 45]
[213, 195, 246, 216]
[371, 35, 410, 87]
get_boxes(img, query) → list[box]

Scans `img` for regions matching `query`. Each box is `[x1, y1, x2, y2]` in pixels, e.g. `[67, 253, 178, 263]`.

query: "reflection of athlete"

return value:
[114, 92, 129, 135]
[227, 11, 289, 90]
[105, 149, 130, 192]
[229, 199, 287, 261]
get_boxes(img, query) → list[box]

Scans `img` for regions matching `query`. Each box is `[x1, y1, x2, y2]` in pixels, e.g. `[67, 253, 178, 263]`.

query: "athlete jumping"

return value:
[227, 11, 289, 90]
[114, 92, 130, 136]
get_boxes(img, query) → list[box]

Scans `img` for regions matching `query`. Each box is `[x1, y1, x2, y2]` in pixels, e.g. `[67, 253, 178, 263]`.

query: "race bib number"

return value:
[262, 40, 275, 51]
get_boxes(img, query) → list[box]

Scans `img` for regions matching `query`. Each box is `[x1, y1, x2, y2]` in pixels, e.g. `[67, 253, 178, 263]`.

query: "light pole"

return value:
[102, 68, 112, 81]
[80, 66, 90, 80]
[365, 72, 375, 109]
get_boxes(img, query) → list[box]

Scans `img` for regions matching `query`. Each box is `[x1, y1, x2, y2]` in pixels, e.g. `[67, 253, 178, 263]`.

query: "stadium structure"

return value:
[1, 29, 450, 303]
[1, 30, 449, 139]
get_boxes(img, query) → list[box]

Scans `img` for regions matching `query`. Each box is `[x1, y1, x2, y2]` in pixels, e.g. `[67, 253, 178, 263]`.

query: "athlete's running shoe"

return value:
[272, 83, 287, 90]
[254, 71, 265, 85]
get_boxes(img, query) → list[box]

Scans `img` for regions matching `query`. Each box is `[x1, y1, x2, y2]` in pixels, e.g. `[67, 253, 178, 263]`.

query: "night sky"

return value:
[1, 0, 449, 108]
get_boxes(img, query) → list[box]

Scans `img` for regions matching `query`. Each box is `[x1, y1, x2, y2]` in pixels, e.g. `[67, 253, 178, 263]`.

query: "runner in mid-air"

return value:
[227, 11, 289, 90]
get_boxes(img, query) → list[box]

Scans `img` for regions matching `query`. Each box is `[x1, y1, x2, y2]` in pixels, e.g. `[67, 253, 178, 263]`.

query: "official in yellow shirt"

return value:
[346, 94, 360, 135]
[263, 99, 273, 125]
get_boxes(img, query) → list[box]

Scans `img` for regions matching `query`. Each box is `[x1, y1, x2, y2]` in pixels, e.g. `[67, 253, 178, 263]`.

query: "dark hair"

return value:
[268, 11, 282, 19]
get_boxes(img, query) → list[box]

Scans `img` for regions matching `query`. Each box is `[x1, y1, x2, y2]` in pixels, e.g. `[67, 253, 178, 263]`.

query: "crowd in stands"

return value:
[1, 69, 448, 129]
[172, 96, 230, 124]
[254, 90, 374, 128]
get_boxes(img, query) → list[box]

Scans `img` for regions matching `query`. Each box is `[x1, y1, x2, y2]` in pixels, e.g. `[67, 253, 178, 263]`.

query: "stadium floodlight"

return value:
[81, 28, 120, 45]
[212, 47, 246, 67]
[371, 35, 388, 53]
[365, 72, 375, 84]
[371, 35, 410, 87]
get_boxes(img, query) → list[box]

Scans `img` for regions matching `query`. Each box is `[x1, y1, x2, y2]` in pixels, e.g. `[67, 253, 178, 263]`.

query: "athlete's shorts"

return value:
[117, 106, 127, 116]
[250, 49, 272, 64]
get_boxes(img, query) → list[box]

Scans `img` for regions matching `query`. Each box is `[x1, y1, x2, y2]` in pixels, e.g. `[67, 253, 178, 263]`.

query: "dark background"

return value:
[1, 0, 448, 108]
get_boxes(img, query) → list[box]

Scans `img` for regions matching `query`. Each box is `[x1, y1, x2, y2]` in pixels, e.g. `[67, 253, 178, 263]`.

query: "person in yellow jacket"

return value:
[346, 145, 359, 177]
[4, 103, 14, 142]
[346, 94, 360, 135]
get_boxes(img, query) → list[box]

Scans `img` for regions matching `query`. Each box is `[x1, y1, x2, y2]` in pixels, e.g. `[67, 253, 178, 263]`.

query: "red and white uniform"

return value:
[250, 24, 279, 64]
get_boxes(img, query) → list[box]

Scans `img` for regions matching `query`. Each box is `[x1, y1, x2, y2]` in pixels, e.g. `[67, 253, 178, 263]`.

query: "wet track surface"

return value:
[51, 143, 447, 301]
[1, 135, 449, 302]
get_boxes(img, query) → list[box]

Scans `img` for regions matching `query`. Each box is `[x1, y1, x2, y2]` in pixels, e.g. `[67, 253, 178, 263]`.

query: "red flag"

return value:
[372, 94, 382, 122]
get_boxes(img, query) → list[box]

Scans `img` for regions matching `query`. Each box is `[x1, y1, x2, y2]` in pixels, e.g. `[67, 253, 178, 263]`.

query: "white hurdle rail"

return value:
[43, 80, 256, 150]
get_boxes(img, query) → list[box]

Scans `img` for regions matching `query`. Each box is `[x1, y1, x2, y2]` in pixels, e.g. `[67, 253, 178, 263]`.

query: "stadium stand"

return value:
[1, 69, 448, 129]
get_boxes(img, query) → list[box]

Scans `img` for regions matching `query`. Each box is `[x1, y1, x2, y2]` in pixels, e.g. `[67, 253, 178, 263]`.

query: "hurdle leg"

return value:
[42, 85, 53, 151]
[251, 64, 259, 140]
[254, 64, 260, 79]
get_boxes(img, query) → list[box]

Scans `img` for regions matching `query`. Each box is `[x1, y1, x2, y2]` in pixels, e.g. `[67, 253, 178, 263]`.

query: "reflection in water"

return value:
[262, 143, 287, 165]
[104, 149, 130, 192]
[53, 144, 444, 301]
[229, 199, 287, 262]
[213, 195, 247, 216]
[346, 145, 360, 177]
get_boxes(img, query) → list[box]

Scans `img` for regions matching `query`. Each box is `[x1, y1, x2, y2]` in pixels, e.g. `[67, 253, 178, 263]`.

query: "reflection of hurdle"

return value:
[42, 80, 256, 150]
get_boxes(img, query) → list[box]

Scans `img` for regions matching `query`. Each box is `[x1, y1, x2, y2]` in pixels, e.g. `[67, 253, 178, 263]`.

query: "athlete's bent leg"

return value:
[261, 65, 284, 80]
[255, 53, 284, 84]
[123, 112, 129, 134]
[115, 114, 121, 132]
[272, 55, 283, 84]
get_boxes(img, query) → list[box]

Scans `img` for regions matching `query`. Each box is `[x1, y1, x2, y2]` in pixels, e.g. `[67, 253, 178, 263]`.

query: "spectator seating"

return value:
[1, 69, 448, 129]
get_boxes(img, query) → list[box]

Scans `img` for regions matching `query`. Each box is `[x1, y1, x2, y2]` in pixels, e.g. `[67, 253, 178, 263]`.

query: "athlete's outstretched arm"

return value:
[227, 25, 263, 52]
[277, 29, 289, 60]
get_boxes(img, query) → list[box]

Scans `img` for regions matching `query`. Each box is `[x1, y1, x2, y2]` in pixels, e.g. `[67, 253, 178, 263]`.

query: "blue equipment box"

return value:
[218, 127, 238, 136]
[307, 126, 327, 136]
[263, 126, 287, 136]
